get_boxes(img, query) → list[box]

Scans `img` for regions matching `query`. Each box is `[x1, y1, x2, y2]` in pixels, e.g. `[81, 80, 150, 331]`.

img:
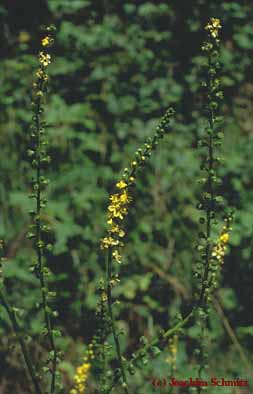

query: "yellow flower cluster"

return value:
[35, 31, 54, 84]
[101, 179, 132, 264]
[205, 17, 221, 38]
[70, 345, 94, 394]
[39, 51, 51, 67]
[211, 230, 230, 264]
[70, 363, 90, 394]
[100, 109, 174, 266]
[36, 68, 48, 82]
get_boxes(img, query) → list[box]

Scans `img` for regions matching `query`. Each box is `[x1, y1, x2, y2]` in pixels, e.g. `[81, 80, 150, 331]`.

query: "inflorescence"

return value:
[101, 108, 175, 266]
[193, 17, 234, 391]
[27, 25, 62, 393]
[99, 108, 175, 393]
[195, 16, 226, 307]
[70, 345, 95, 394]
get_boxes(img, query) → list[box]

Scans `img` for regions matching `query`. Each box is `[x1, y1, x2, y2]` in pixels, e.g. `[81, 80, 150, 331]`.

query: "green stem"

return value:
[132, 311, 193, 364]
[198, 52, 215, 308]
[197, 49, 216, 394]
[35, 79, 57, 394]
[0, 289, 43, 394]
[106, 249, 129, 394]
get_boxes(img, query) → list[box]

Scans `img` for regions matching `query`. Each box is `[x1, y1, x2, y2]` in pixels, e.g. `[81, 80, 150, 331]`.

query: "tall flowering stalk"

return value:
[193, 18, 233, 389]
[100, 108, 175, 393]
[0, 27, 60, 394]
[27, 26, 60, 394]
[196, 17, 223, 307]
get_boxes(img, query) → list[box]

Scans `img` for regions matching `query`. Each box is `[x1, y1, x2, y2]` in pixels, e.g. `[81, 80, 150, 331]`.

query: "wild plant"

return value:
[86, 17, 234, 394]
[27, 25, 63, 394]
[1, 26, 61, 394]
[0, 17, 237, 394]
[193, 18, 233, 389]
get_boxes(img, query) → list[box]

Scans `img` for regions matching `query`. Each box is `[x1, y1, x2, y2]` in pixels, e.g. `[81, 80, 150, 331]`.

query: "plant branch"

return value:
[213, 296, 252, 378]
[0, 289, 42, 394]
[131, 310, 193, 365]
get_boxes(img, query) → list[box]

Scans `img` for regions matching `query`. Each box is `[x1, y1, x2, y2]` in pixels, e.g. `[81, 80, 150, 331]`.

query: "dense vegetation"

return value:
[0, 1, 252, 393]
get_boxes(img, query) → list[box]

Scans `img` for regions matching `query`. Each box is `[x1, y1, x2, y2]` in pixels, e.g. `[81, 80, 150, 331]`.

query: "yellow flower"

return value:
[109, 194, 120, 204]
[212, 231, 230, 264]
[42, 36, 51, 47]
[36, 90, 44, 97]
[39, 51, 51, 67]
[220, 232, 229, 244]
[120, 190, 131, 204]
[118, 229, 125, 238]
[108, 203, 127, 220]
[110, 274, 120, 287]
[101, 236, 119, 249]
[112, 249, 122, 264]
[36, 69, 49, 81]
[111, 224, 120, 233]
[116, 180, 127, 189]
[111, 224, 125, 238]
[205, 17, 222, 38]
[211, 18, 221, 28]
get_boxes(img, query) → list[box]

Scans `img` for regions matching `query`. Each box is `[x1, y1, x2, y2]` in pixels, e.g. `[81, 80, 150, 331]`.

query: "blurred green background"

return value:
[0, 1, 253, 393]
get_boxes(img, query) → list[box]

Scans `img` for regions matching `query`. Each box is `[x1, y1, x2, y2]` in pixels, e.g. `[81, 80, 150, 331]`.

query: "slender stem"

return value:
[35, 81, 57, 394]
[214, 297, 252, 377]
[106, 249, 129, 394]
[198, 61, 215, 308]
[197, 49, 216, 393]
[0, 289, 43, 394]
[132, 311, 193, 364]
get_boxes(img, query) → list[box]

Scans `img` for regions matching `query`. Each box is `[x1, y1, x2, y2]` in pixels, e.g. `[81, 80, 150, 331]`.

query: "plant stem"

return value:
[197, 30, 221, 391]
[198, 105, 214, 307]
[214, 297, 252, 377]
[35, 80, 57, 394]
[0, 289, 43, 394]
[106, 249, 129, 394]
[132, 311, 193, 364]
